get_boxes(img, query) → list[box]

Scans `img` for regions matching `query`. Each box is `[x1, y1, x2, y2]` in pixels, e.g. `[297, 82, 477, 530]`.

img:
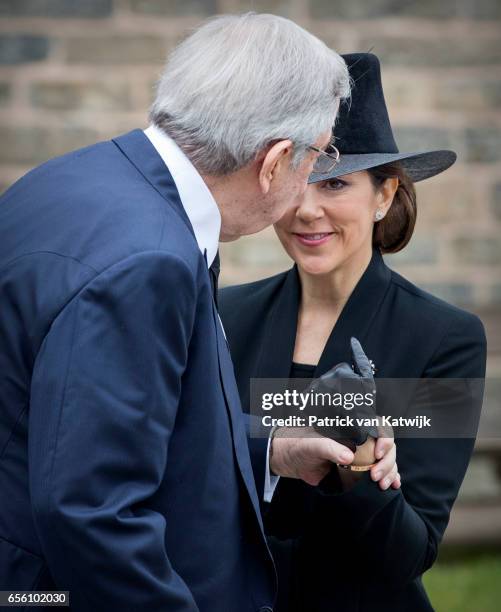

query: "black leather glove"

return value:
[306, 337, 379, 451]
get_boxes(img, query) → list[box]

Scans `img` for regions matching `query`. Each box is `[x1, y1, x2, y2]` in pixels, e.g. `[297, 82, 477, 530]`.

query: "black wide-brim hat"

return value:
[309, 53, 456, 184]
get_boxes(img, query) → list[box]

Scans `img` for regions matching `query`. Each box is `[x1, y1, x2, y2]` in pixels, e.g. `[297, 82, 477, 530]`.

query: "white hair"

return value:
[150, 13, 350, 175]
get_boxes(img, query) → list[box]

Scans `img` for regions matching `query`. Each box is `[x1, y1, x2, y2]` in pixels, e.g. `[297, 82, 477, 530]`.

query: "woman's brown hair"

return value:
[368, 162, 417, 254]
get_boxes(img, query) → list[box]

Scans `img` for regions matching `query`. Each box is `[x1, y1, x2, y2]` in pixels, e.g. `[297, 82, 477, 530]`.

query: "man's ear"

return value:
[258, 139, 294, 195]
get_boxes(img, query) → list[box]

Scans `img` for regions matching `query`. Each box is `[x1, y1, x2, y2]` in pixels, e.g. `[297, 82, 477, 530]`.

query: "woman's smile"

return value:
[293, 231, 336, 247]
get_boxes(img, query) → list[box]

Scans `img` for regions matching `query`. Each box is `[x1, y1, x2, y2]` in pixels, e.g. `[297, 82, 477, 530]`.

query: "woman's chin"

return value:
[295, 256, 338, 276]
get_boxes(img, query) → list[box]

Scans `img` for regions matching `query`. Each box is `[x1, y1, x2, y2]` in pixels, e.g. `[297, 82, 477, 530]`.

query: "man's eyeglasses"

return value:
[308, 143, 341, 174]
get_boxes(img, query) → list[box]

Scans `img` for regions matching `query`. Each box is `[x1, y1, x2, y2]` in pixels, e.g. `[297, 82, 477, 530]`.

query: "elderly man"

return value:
[0, 13, 395, 612]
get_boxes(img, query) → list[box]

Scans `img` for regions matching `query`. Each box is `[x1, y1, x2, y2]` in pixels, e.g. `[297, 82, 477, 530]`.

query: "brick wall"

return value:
[1, 0, 500, 321]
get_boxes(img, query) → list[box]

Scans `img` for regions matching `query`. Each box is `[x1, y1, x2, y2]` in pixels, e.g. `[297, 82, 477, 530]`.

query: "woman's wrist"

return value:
[337, 436, 378, 489]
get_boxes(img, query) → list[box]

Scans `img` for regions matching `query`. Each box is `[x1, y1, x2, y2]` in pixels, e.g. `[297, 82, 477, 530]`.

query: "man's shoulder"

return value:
[0, 136, 198, 274]
[1, 138, 115, 198]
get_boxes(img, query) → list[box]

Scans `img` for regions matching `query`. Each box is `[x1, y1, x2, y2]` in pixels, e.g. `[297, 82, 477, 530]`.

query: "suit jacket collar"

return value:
[112, 129, 197, 244]
[143, 125, 220, 268]
[256, 249, 392, 378]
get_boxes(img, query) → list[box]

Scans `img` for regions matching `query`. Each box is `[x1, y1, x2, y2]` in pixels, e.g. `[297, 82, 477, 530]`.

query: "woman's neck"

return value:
[298, 245, 373, 315]
[293, 245, 374, 366]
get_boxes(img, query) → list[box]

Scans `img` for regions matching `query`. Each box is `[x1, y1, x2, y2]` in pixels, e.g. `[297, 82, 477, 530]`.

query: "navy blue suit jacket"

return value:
[0, 130, 275, 611]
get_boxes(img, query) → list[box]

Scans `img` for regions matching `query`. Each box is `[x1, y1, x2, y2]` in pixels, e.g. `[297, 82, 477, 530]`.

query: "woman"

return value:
[219, 53, 486, 612]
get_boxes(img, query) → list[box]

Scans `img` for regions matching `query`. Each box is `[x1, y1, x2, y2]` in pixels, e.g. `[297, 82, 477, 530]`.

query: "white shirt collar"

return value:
[144, 124, 221, 268]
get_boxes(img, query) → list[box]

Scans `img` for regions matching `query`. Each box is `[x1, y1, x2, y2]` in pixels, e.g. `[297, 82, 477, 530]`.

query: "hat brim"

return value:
[308, 150, 457, 184]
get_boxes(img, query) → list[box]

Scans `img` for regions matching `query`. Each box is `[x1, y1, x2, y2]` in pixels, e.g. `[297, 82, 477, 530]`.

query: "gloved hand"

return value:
[306, 337, 379, 451]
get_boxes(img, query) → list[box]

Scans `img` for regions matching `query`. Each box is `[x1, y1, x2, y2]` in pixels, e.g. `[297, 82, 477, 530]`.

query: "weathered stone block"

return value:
[463, 127, 501, 163]
[419, 282, 474, 306]
[0, 126, 49, 165]
[356, 36, 501, 67]
[30, 80, 133, 111]
[66, 36, 167, 64]
[233, 0, 294, 16]
[0, 35, 49, 65]
[0, 126, 99, 165]
[453, 236, 501, 265]
[435, 78, 501, 111]
[224, 233, 289, 267]
[382, 75, 431, 110]
[415, 178, 472, 224]
[310, 0, 434, 19]
[130, 0, 216, 15]
[393, 126, 452, 152]
[385, 235, 438, 266]
[0, 82, 10, 106]
[491, 284, 501, 303]
[491, 183, 501, 221]
[0, 1, 112, 18]
[311, 0, 501, 19]
[466, 0, 501, 19]
[394, 127, 501, 165]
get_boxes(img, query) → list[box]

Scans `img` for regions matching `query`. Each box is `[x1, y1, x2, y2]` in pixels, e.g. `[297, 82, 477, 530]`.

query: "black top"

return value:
[219, 249, 486, 612]
[290, 362, 316, 379]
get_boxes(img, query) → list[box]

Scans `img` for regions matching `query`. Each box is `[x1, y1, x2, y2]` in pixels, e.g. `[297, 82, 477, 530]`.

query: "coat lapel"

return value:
[315, 250, 391, 375]
[255, 267, 301, 379]
[255, 250, 392, 379]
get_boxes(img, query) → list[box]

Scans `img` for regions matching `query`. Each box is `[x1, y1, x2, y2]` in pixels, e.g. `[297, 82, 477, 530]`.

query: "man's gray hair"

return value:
[150, 13, 350, 175]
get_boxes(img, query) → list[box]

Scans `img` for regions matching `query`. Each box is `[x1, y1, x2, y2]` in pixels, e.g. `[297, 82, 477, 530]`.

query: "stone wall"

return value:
[1, 0, 500, 319]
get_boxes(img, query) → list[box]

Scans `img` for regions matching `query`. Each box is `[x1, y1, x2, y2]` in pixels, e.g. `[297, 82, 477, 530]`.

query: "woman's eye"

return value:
[323, 179, 346, 191]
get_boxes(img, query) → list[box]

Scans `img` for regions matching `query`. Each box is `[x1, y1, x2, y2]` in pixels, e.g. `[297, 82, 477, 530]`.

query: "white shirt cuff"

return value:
[263, 426, 280, 503]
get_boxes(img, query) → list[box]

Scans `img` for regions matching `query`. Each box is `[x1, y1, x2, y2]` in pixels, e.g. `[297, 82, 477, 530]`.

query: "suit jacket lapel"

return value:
[315, 250, 392, 376]
[113, 130, 266, 528]
[254, 250, 392, 379]
[211, 302, 265, 529]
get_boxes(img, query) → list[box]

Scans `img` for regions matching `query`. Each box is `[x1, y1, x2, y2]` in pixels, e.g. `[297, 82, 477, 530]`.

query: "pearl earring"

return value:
[375, 210, 385, 222]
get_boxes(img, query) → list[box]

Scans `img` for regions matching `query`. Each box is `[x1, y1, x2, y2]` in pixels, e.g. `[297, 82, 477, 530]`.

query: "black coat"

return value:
[219, 249, 486, 612]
